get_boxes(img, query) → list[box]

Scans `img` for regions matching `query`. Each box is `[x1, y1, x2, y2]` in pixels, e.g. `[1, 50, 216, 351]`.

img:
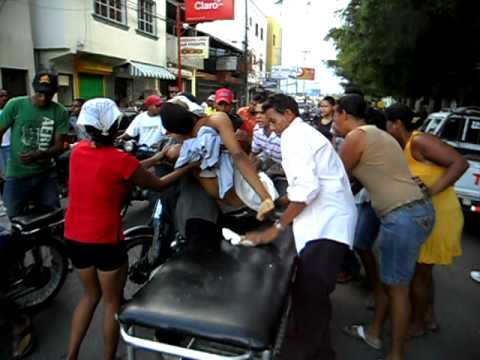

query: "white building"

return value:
[29, 0, 175, 105]
[196, 0, 268, 87]
[0, 0, 36, 96]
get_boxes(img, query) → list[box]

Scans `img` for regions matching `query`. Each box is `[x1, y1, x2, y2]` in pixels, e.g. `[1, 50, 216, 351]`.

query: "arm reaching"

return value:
[413, 133, 469, 196]
[132, 161, 199, 191]
[207, 112, 274, 219]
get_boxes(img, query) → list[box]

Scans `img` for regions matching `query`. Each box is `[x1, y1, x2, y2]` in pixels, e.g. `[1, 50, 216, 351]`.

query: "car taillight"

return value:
[470, 205, 480, 213]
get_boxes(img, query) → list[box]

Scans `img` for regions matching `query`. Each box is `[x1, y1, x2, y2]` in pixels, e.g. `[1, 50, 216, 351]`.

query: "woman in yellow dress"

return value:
[385, 103, 469, 336]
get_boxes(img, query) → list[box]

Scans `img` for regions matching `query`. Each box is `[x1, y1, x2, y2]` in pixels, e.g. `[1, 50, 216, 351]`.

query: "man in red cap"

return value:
[215, 88, 234, 114]
[214, 88, 247, 148]
[118, 95, 166, 147]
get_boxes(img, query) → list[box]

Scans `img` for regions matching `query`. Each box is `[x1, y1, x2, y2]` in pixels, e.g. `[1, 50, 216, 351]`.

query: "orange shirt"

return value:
[237, 107, 257, 138]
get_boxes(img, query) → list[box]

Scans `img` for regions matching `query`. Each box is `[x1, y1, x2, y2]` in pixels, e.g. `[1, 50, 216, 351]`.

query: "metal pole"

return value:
[244, 0, 249, 105]
[176, 4, 183, 92]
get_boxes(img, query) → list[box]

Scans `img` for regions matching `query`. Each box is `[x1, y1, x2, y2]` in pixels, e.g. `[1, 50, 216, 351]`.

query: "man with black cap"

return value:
[0, 71, 69, 218]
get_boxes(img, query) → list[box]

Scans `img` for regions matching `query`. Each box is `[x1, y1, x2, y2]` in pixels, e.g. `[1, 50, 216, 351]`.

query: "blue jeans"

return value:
[3, 171, 60, 218]
[353, 202, 381, 250]
[378, 198, 435, 285]
[0, 146, 10, 178]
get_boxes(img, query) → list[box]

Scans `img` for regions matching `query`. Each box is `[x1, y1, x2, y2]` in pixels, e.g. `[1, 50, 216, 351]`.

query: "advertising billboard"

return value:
[185, 0, 235, 23]
[296, 67, 315, 80]
[180, 36, 210, 59]
[271, 66, 316, 80]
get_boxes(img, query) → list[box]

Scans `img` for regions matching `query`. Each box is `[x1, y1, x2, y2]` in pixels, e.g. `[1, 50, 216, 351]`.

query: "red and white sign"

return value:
[296, 67, 316, 81]
[474, 173, 480, 186]
[185, 0, 235, 23]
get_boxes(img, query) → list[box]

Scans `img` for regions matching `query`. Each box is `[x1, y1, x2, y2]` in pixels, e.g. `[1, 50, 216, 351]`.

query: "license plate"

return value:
[462, 198, 472, 206]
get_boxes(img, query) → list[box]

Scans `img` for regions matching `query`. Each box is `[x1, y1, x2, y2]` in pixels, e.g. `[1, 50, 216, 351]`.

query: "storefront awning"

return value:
[130, 61, 176, 80]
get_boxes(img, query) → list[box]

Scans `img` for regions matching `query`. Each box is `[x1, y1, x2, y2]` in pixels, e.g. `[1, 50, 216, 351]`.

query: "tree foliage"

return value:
[327, 0, 480, 101]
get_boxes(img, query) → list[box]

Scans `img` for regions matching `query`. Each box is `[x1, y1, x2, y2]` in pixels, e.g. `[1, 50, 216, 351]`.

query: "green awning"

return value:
[130, 61, 176, 80]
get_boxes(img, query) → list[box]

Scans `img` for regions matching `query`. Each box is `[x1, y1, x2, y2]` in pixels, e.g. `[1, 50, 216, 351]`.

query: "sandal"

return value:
[343, 324, 382, 350]
[12, 316, 34, 359]
[427, 321, 440, 333]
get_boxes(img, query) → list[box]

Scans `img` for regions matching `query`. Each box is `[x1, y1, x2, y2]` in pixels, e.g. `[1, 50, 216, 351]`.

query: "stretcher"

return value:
[117, 229, 296, 360]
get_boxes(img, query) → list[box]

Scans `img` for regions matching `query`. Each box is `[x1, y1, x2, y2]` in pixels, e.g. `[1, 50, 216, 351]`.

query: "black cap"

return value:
[159, 103, 196, 135]
[32, 71, 58, 94]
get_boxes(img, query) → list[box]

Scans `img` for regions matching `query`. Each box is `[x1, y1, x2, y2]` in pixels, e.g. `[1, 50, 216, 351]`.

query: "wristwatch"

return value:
[274, 220, 286, 232]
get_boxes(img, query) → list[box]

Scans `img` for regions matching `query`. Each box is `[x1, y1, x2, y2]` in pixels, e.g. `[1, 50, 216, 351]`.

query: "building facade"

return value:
[0, 0, 36, 96]
[30, 0, 174, 105]
[266, 16, 282, 75]
[196, 0, 268, 90]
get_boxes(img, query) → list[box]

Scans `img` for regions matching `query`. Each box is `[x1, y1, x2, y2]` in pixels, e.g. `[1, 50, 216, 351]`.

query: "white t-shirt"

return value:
[281, 118, 357, 253]
[125, 112, 166, 147]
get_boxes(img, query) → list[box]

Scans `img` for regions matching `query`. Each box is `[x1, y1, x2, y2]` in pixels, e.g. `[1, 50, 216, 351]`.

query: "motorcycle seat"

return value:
[12, 208, 64, 233]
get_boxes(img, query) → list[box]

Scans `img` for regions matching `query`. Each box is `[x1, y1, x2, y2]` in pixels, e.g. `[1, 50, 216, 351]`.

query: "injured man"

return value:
[157, 96, 277, 250]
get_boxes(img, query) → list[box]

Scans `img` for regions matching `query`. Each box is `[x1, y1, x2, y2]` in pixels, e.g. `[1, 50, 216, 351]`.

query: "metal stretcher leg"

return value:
[127, 326, 136, 360]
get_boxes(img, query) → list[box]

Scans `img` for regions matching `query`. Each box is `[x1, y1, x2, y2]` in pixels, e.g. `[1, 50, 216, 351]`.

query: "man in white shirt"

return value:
[118, 95, 166, 147]
[247, 94, 357, 360]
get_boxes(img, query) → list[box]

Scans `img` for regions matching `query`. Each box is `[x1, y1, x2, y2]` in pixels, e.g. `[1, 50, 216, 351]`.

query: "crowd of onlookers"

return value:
[0, 70, 476, 360]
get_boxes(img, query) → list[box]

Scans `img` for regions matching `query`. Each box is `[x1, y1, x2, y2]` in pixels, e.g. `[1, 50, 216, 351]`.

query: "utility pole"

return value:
[176, 4, 183, 91]
[244, 0, 249, 105]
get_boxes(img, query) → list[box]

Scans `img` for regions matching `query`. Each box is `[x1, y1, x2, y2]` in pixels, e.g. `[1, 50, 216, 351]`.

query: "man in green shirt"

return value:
[0, 71, 69, 218]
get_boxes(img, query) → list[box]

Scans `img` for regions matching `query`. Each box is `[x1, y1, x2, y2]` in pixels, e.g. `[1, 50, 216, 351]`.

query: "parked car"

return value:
[422, 107, 480, 213]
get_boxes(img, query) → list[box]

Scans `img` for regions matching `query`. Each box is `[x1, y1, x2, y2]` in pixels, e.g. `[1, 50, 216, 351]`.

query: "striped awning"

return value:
[130, 61, 176, 80]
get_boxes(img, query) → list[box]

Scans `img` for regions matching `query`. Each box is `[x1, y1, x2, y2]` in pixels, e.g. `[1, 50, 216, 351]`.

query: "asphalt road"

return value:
[26, 203, 480, 360]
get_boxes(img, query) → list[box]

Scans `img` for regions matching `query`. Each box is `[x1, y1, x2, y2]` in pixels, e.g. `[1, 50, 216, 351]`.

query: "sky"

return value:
[264, 0, 350, 95]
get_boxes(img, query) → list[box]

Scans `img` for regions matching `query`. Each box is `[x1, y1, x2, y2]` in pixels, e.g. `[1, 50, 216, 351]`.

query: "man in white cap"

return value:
[202, 94, 216, 116]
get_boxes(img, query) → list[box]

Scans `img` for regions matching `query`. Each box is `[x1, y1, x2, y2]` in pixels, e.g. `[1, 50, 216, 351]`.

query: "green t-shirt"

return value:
[0, 96, 69, 178]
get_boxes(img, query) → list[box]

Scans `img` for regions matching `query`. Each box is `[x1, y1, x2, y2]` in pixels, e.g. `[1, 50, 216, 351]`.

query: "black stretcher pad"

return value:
[118, 230, 296, 351]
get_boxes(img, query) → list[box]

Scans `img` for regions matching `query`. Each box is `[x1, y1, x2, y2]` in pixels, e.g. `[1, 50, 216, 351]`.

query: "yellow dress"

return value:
[405, 131, 463, 265]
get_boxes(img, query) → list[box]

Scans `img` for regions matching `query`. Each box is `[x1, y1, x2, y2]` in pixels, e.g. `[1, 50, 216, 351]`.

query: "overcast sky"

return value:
[264, 0, 350, 94]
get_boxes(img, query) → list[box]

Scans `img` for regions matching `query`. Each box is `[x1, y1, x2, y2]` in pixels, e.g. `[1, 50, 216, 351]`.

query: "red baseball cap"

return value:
[215, 88, 234, 105]
[144, 95, 163, 108]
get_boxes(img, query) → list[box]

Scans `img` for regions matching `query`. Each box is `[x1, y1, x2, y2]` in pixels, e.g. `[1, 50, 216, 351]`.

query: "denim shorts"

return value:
[353, 202, 380, 251]
[378, 198, 435, 285]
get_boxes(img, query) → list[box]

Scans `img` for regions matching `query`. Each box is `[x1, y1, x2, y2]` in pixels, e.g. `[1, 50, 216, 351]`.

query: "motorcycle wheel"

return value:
[124, 234, 153, 301]
[7, 238, 68, 310]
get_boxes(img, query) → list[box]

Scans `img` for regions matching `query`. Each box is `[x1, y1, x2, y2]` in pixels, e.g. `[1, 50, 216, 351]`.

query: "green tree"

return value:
[327, 0, 480, 103]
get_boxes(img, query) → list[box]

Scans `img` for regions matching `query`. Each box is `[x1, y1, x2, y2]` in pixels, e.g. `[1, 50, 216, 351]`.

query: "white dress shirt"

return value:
[281, 118, 357, 253]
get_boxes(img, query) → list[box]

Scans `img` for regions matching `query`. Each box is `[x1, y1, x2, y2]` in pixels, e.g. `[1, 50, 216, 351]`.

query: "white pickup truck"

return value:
[423, 107, 480, 213]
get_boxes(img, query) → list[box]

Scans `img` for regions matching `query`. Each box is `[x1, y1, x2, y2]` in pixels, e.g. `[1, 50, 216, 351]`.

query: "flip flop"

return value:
[12, 319, 34, 360]
[343, 324, 382, 350]
[427, 321, 440, 333]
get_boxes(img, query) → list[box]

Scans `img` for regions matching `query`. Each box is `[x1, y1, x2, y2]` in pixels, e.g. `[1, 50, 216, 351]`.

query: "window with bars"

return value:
[138, 0, 157, 35]
[94, 0, 127, 25]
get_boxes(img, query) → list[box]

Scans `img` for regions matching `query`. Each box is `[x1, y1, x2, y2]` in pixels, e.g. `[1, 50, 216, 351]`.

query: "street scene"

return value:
[0, 1, 479, 360]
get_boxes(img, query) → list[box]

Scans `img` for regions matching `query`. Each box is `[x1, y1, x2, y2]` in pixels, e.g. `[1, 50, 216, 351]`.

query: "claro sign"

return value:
[185, 0, 235, 23]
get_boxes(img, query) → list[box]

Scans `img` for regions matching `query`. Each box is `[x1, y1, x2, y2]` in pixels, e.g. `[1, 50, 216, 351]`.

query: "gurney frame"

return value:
[119, 290, 292, 360]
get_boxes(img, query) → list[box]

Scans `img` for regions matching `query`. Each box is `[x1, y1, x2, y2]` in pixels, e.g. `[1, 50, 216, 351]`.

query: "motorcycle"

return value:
[3, 209, 69, 310]
[123, 196, 262, 300]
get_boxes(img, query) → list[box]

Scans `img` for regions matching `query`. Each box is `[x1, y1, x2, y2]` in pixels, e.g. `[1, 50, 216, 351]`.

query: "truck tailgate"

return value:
[455, 160, 480, 206]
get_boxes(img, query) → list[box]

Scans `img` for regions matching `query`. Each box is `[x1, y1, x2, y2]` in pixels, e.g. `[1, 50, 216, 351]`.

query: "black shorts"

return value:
[66, 239, 127, 272]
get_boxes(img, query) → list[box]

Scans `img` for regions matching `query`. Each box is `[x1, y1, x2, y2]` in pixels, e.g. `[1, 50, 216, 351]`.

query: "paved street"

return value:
[26, 203, 480, 360]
